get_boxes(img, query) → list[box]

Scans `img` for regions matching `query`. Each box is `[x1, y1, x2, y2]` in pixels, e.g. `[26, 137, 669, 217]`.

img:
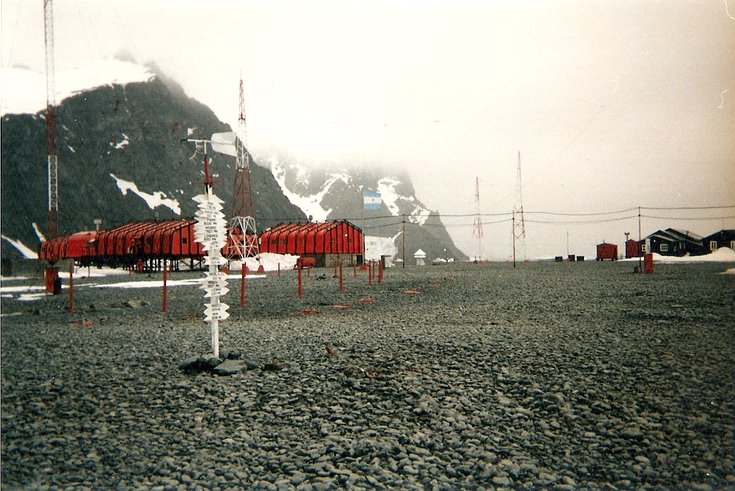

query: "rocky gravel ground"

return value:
[2, 261, 734, 490]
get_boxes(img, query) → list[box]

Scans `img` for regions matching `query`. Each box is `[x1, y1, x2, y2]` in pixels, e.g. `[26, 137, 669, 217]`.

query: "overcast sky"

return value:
[2, 0, 734, 259]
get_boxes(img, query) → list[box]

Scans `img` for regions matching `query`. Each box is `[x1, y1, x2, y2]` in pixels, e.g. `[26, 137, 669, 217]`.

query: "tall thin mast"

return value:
[512, 151, 526, 263]
[44, 0, 59, 238]
[228, 78, 260, 261]
[472, 176, 483, 261]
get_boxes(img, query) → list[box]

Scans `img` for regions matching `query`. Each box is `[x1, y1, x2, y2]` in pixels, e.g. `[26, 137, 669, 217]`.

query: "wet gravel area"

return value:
[2, 261, 734, 489]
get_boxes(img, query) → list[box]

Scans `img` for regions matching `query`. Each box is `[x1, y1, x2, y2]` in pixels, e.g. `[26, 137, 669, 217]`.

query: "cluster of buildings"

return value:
[596, 228, 735, 261]
[39, 220, 367, 272]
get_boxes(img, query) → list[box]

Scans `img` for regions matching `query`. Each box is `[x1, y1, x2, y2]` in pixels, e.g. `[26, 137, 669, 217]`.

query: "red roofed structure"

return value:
[259, 221, 364, 267]
[39, 219, 207, 271]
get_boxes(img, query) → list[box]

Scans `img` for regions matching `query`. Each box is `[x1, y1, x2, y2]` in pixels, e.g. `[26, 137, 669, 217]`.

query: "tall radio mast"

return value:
[44, 0, 59, 239]
[228, 78, 260, 261]
[472, 176, 483, 261]
[512, 151, 526, 267]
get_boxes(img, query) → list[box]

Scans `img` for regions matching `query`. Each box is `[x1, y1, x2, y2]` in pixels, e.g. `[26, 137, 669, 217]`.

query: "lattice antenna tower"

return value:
[228, 78, 260, 260]
[472, 176, 484, 261]
[512, 150, 527, 264]
[44, 0, 59, 239]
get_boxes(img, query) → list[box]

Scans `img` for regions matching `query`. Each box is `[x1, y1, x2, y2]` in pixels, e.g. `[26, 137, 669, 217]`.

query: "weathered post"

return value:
[162, 259, 168, 313]
[298, 261, 303, 299]
[68, 262, 74, 312]
[240, 264, 246, 307]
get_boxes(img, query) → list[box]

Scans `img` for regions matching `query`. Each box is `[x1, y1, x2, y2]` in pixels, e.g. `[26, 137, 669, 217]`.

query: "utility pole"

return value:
[402, 214, 406, 268]
[637, 207, 643, 273]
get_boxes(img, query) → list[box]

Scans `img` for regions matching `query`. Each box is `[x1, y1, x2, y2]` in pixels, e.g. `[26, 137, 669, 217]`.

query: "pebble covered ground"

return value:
[2, 261, 734, 490]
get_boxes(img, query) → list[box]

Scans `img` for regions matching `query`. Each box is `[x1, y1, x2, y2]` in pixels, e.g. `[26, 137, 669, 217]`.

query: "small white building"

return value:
[414, 248, 427, 266]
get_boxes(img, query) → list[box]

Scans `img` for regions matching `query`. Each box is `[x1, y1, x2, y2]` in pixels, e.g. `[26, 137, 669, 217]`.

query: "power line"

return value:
[642, 214, 735, 221]
[643, 205, 735, 211]
[257, 204, 734, 227]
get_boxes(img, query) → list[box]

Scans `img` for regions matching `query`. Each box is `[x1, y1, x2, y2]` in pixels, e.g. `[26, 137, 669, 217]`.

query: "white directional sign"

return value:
[200, 272, 228, 290]
[203, 256, 227, 267]
[204, 302, 230, 322]
[193, 188, 229, 358]
[204, 285, 229, 298]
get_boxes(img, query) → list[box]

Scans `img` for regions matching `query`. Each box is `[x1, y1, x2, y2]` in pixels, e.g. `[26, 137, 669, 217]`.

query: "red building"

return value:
[40, 219, 206, 271]
[625, 239, 641, 259]
[596, 242, 618, 261]
[39, 231, 97, 263]
[259, 220, 364, 267]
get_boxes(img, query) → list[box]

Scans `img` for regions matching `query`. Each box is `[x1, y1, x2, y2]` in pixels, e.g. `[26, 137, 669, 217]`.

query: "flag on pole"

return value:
[363, 190, 382, 210]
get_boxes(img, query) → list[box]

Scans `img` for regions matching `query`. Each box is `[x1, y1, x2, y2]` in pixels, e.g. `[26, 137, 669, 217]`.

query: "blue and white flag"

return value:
[363, 190, 382, 210]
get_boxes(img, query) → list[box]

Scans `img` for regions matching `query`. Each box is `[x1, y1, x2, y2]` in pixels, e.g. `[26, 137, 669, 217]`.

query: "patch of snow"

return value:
[268, 160, 353, 221]
[236, 253, 299, 272]
[377, 177, 431, 226]
[0, 285, 44, 294]
[409, 203, 431, 226]
[296, 165, 310, 187]
[17, 293, 47, 302]
[377, 177, 401, 216]
[64, 266, 135, 278]
[1, 235, 38, 259]
[109, 173, 181, 215]
[1, 59, 155, 116]
[32, 223, 46, 242]
[365, 236, 398, 261]
[620, 248, 735, 264]
[112, 133, 130, 150]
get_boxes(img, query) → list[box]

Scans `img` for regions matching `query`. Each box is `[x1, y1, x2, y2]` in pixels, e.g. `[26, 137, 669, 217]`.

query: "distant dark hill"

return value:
[1, 74, 305, 259]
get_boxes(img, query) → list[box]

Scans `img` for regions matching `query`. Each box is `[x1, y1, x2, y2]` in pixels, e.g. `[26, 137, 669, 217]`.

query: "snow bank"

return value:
[231, 253, 299, 272]
[1, 235, 38, 259]
[365, 236, 398, 262]
[650, 248, 735, 264]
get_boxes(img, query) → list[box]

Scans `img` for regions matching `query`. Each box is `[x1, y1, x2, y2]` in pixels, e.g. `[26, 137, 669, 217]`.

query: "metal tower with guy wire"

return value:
[472, 176, 483, 261]
[512, 151, 526, 266]
[44, 0, 59, 239]
[228, 78, 260, 262]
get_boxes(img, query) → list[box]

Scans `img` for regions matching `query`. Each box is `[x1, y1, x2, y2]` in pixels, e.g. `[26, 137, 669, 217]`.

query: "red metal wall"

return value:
[40, 220, 205, 263]
[596, 243, 617, 261]
[260, 221, 365, 256]
[40, 219, 365, 265]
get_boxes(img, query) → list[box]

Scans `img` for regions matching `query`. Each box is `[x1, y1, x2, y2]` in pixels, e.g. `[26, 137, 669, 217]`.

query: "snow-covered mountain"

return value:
[258, 152, 466, 263]
[1, 62, 305, 259]
[1, 58, 464, 264]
